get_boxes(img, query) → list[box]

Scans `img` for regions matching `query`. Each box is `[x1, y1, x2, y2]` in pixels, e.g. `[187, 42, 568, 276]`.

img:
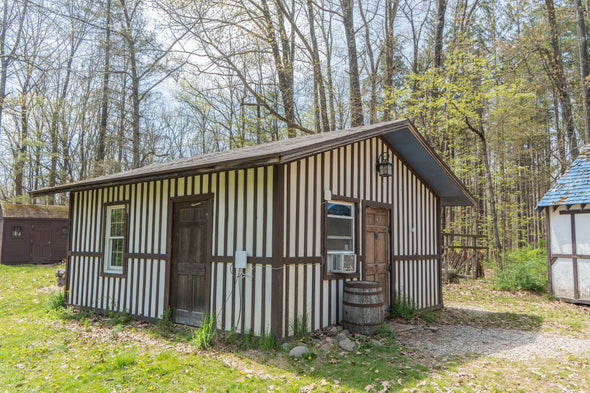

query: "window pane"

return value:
[327, 216, 353, 237]
[327, 238, 353, 252]
[327, 203, 351, 216]
[109, 207, 125, 237]
[106, 205, 125, 272]
[12, 226, 22, 238]
[111, 238, 124, 267]
[111, 222, 125, 237]
[112, 207, 125, 222]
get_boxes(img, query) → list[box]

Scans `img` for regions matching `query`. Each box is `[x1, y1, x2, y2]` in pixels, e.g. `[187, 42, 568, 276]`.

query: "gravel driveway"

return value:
[391, 305, 590, 361]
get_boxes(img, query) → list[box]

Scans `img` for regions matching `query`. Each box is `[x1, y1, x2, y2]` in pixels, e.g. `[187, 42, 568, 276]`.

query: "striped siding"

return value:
[281, 136, 440, 335]
[67, 167, 275, 333]
[67, 256, 166, 319]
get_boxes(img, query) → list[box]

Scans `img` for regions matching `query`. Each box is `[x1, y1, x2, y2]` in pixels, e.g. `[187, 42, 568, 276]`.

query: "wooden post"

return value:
[472, 235, 477, 279]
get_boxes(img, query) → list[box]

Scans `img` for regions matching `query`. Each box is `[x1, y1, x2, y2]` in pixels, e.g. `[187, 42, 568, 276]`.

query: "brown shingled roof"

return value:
[30, 120, 476, 206]
[0, 203, 68, 219]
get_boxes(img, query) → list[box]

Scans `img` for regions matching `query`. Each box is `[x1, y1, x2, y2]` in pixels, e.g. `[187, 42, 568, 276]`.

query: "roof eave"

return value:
[30, 155, 281, 197]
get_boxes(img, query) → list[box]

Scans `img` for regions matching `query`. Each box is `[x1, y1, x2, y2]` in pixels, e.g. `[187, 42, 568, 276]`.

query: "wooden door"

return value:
[170, 199, 210, 326]
[31, 223, 52, 262]
[365, 207, 390, 307]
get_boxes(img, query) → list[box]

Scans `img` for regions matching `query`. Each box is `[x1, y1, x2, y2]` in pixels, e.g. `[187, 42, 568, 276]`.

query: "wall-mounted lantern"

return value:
[376, 152, 393, 177]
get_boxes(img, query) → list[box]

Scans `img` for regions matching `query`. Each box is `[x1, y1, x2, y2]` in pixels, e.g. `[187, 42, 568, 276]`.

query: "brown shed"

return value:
[31, 120, 474, 337]
[0, 203, 69, 264]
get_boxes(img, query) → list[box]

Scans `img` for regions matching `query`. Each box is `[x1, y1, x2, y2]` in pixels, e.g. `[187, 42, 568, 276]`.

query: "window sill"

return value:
[102, 268, 124, 277]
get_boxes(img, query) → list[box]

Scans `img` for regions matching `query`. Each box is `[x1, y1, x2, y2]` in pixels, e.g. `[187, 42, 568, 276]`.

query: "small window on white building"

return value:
[104, 205, 126, 273]
[326, 202, 354, 252]
[326, 201, 357, 274]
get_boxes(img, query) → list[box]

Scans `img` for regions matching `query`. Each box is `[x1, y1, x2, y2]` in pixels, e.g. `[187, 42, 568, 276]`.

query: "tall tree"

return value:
[96, 0, 112, 175]
[575, 0, 590, 143]
[340, 0, 364, 126]
[545, 0, 579, 159]
[382, 0, 400, 121]
[0, 0, 28, 135]
[433, 0, 446, 68]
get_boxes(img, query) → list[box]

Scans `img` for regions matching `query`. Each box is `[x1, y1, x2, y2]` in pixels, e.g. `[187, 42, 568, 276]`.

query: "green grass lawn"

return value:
[1, 264, 590, 392]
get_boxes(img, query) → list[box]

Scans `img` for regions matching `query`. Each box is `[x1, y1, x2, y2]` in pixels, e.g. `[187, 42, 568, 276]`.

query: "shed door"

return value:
[31, 223, 52, 262]
[170, 200, 210, 326]
[365, 207, 390, 307]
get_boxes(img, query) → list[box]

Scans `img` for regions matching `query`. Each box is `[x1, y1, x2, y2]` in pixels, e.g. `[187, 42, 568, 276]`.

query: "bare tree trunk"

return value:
[382, 0, 399, 121]
[358, 0, 377, 124]
[97, 0, 111, 174]
[480, 136, 502, 265]
[340, 0, 363, 127]
[48, 30, 80, 204]
[575, 0, 590, 143]
[117, 60, 128, 173]
[14, 91, 29, 200]
[434, 0, 446, 68]
[552, 87, 567, 173]
[260, 0, 296, 137]
[0, 0, 27, 135]
[118, 0, 141, 168]
[319, 11, 336, 130]
[306, 0, 329, 133]
[546, 0, 579, 159]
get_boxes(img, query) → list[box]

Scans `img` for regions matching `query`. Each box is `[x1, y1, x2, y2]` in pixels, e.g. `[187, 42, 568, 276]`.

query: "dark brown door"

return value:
[31, 223, 52, 262]
[365, 207, 390, 307]
[170, 199, 210, 326]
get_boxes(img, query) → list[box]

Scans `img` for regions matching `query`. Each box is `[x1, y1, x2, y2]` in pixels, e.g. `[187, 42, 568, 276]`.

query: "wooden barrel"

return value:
[341, 280, 384, 335]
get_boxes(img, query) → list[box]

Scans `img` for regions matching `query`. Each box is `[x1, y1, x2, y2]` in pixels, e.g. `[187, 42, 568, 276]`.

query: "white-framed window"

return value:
[326, 201, 355, 253]
[104, 205, 126, 273]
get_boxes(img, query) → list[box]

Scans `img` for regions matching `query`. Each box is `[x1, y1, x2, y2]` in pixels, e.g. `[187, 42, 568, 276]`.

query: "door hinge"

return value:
[386, 263, 391, 271]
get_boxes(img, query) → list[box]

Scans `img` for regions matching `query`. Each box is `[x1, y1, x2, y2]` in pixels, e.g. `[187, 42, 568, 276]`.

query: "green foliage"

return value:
[60, 308, 91, 321]
[301, 351, 316, 361]
[257, 332, 282, 351]
[157, 307, 173, 332]
[493, 248, 547, 293]
[376, 324, 397, 342]
[391, 293, 417, 320]
[108, 311, 133, 326]
[220, 328, 281, 351]
[111, 351, 137, 369]
[48, 291, 65, 310]
[420, 308, 437, 324]
[192, 314, 216, 350]
[290, 312, 309, 341]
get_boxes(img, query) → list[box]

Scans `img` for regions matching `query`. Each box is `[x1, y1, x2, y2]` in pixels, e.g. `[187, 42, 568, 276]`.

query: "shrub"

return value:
[291, 313, 309, 341]
[220, 329, 281, 351]
[420, 308, 437, 324]
[49, 291, 65, 310]
[108, 311, 133, 325]
[192, 314, 216, 350]
[376, 324, 396, 341]
[493, 247, 547, 293]
[391, 293, 417, 320]
[157, 307, 173, 332]
[257, 332, 282, 351]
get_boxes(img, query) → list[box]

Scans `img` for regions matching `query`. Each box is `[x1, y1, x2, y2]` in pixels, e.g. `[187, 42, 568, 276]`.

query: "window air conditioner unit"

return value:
[328, 253, 357, 274]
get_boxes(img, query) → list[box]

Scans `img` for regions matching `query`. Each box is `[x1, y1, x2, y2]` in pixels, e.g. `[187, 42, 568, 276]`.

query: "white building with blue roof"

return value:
[538, 145, 590, 304]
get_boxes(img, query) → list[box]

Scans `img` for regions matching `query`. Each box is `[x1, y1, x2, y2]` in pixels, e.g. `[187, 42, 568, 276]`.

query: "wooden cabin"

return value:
[538, 145, 590, 304]
[0, 203, 69, 264]
[31, 120, 474, 337]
